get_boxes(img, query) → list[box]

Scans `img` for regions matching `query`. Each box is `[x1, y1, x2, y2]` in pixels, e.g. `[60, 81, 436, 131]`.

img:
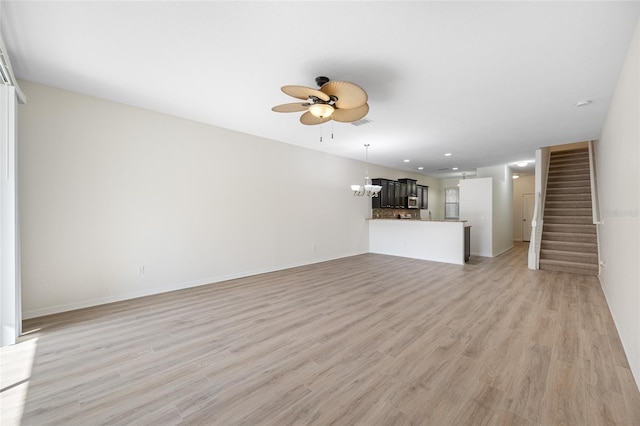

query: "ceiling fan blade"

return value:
[320, 81, 368, 109]
[271, 103, 310, 113]
[332, 103, 369, 123]
[300, 111, 332, 125]
[281, 85, 330, 102]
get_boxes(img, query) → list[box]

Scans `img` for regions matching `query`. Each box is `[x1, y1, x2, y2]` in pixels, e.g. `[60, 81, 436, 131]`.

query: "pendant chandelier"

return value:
[351, 144, 382, 197]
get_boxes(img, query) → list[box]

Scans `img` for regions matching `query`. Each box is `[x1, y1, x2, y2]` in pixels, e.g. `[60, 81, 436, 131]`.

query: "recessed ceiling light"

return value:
[444, 153, 452, 157]
[513, 174, 520, 179]
[452, 167, 459, 170]
[576, 100, 593, 107]
[517, 161, 528, 167]
[403, 159, 410, 163]
[418, 166, 424, 170]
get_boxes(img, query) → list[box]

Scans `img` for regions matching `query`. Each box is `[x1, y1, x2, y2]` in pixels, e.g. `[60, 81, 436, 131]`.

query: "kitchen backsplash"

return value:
[372, 208, 421, 220]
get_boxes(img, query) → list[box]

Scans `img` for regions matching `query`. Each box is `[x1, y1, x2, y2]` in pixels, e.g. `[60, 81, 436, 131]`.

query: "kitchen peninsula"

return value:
[369, 219, 470, 265]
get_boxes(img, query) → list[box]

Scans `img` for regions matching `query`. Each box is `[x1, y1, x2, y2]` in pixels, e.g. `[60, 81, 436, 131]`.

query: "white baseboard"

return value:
[22, 251, 366, 320]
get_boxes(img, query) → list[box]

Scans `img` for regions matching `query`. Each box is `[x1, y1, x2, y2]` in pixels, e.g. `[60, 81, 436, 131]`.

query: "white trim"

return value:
[0, 85, 21, 345]
[0, 34, 26, 104]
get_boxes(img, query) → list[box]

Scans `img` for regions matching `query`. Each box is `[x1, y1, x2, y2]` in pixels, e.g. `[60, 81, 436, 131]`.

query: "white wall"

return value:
[458, 165, 514, 257]
[18, 81, 435, 318]
[489, 166, 513, 256]
[459, 178, 493, 257]
[438, 176, 476, 220]
[369, 220, 465, 265]
[512, 176, 535, 241]
[595, 18, 640, 389]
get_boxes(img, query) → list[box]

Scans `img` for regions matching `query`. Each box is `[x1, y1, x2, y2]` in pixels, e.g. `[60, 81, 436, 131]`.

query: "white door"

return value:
[522, 193, 535, 242]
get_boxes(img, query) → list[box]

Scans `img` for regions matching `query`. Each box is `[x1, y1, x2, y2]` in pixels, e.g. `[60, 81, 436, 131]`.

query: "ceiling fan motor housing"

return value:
[315, 76, 330, 87]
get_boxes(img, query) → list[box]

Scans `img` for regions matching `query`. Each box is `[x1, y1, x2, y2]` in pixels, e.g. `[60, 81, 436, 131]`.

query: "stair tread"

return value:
[549, 165, 590, 169]
[550, 154, 589, 159]
[541, 248, 597, 258]
[542, 238, 596, 244]
[539, 258, 598, 269]
[547, 175, 591, 182]
[544, 208, 592, 212]
[541, 240, 597, 248]
[550, 158, 589, 162]
[544, 217, 594, 224]
[545, 198, 591, 202]
[550, 157, 589, 161]
[545, 195, 592, 199]
[542, 234, 596, 237]
[548, 173, 590, 177]
[551, 149, 589, 155]
[547, 181, 591, 185]
[539, 262, 599, 276]
[542, 231, 597, 237]
[546, 188, 591, 194]
[543, 226, 597, 234]
[549, 164, 589, 175]
[545, 203, 592, 208]
[548, 178, 590, 181]
[545, 202, 592, 205]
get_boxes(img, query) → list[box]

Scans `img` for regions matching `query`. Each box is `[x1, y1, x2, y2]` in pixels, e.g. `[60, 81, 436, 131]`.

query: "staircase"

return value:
[539, 148, 599, 275]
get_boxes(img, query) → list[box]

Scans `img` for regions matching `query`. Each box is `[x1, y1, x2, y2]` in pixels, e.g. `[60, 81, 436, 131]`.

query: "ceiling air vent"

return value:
[351, 118, 372, 127]
[438, 167, 450, 171]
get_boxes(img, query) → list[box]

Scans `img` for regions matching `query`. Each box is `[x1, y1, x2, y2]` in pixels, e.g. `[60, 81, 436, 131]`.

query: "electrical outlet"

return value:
[137, 265, 145, 275]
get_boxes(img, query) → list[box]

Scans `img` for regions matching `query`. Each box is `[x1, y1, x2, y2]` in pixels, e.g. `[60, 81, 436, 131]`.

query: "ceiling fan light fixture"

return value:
[308, 103, 334, 119]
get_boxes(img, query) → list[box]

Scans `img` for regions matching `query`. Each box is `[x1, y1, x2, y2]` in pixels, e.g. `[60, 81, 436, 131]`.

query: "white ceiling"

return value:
[1, 1, 638, 178]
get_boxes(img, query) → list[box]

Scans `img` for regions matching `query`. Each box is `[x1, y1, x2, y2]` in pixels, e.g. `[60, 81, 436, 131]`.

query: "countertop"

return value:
[368, 218, 468, 223]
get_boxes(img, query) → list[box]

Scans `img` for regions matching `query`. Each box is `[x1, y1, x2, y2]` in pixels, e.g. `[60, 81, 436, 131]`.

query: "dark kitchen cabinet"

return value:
[464, 226, 471, 263]
[373, 178, 426, 209]
[417, 185, 429, 209]
[398, 179, 417, 197]
[386, 180, 396, 208]
[371, 178, 394, 208]
[396, 181, 407, 208]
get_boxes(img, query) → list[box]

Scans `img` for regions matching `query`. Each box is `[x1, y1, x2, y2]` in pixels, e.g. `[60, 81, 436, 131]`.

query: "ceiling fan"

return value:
[272, 76, 369, 125]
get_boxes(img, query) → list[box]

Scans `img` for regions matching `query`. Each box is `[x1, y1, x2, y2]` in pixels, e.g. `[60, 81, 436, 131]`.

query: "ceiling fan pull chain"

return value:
[320, 122, 323, 142]
[331, 121, 334, 139]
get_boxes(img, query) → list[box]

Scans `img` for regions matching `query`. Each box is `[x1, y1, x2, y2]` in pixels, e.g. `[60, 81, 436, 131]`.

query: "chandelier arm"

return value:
[349, 144, 382, 197]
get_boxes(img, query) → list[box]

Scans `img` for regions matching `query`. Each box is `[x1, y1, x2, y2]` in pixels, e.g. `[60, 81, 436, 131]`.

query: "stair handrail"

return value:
[528, 147, 550, 270]
[588, 140, 603, 275]
[588, 140, 601, 224]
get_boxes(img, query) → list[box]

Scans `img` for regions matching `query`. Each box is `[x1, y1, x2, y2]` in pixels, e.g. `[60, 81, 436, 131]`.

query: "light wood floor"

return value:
[2, 243, 640, 425]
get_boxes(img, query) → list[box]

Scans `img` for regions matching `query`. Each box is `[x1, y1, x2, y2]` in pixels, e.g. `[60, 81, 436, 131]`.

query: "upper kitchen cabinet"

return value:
[372, 178, 425, 209]
[371, 178, 393, 208]
[398, 179, 417, 197]
[395, 181, 407, 208]
[417, 185, 429, 209]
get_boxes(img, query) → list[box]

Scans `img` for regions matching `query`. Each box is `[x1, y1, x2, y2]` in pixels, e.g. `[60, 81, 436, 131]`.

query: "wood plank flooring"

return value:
[2, 242, 639, 425]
